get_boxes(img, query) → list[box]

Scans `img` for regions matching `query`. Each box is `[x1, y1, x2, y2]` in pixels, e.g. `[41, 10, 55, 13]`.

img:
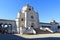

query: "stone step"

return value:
[34, 28, 53, 34]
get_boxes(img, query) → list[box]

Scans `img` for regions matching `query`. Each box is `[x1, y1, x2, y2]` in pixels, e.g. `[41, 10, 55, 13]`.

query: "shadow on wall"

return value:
[0, 34, 60, 40]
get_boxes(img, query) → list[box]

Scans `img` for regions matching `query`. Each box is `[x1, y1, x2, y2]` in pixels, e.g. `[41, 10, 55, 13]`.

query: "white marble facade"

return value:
[0, 4, 60, 34]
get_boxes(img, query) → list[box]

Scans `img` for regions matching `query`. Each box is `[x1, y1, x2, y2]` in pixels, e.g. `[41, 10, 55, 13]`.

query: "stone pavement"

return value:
[0, 34, 60, 40]
[16, 34, 60, 38]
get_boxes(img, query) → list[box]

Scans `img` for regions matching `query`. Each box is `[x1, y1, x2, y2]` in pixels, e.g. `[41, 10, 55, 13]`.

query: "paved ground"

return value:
[17, 34, 60, 38]
[0, 34, 60, 40]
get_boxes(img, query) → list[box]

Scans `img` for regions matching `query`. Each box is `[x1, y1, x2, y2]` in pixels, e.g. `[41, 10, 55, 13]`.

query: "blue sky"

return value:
[0, 0, 60, 22]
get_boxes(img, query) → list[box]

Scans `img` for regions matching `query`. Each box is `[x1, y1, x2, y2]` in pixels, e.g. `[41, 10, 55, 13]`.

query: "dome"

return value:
[50, 20, 56, 23]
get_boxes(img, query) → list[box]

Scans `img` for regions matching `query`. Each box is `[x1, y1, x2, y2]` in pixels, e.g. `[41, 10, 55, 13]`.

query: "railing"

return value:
[40, 27, 53, 33]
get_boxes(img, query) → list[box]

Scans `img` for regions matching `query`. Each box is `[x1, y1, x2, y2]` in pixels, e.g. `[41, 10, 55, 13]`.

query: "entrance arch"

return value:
[31, 23, 35, 28]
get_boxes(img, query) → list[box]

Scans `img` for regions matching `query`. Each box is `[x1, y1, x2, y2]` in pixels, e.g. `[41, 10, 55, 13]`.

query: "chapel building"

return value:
[0, 4, 60, 34]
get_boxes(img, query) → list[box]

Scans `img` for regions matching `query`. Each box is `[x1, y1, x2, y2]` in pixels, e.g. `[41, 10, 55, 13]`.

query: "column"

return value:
[25, 12, 27, 28]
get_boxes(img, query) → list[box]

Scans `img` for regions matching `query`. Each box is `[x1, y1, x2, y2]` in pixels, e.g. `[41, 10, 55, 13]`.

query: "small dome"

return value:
[51, 20, 55, 22]
[50, 19, 58, 24]
[50, 20, 57, 24]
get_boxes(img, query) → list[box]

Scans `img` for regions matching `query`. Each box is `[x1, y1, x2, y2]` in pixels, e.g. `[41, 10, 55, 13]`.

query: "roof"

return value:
[0, 19, 15, 22]
[39, 22, 51, 25]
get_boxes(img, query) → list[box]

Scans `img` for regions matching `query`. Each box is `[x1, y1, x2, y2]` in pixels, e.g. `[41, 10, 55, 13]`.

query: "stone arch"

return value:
[0, 23, 3, 33]
[8, 24, 12, 31]
[3, 23, 8, 28]
[0, 23, 3, 28]
[0, 23, 9, 34]
[0, 23, 13, 34]
[8, 24, 12, 28]
[8, 24, 12, 34]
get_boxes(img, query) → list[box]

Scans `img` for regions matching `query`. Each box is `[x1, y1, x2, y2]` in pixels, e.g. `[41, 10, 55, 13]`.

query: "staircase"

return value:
[21, 27, 36, 34]
[33, 28, 53, 34]
[21, 27, 53, 34]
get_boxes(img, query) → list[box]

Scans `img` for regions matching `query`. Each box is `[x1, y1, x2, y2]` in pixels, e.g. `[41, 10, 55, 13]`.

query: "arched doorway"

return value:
[31, 23, 35, 28]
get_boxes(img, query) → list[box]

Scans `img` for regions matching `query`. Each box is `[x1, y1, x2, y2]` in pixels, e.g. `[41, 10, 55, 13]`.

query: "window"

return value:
[29, 8, 31, 11]
[58, 26, 60, 29]
[31, 16, 34, 19]
[31, 25, 34, 27]
[21, 18, 23, 21]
